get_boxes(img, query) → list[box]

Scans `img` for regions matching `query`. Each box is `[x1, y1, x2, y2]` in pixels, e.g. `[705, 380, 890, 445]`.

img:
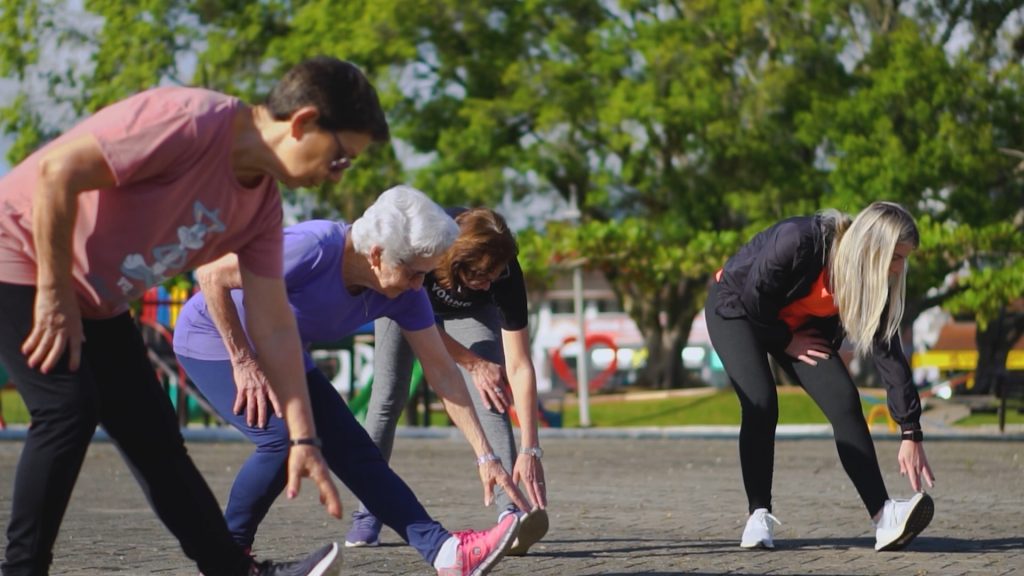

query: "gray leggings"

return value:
[359, 308, 520, 515]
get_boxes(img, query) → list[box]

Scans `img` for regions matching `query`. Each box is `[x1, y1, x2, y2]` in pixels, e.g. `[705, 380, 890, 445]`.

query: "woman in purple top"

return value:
[174, 186, 529, 576]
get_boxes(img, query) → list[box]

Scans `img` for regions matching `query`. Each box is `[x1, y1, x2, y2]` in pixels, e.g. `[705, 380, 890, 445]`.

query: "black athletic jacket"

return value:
[714, 215, 921, 430]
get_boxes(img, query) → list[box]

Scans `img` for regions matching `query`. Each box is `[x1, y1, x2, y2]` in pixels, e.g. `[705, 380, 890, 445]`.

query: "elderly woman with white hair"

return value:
[173, 185, 529, 575]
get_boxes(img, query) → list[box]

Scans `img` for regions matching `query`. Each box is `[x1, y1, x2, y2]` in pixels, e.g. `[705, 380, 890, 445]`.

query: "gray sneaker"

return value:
[507, 509, 549, 556]
[251, 543, 339, 576]
[345, 509, 382, 548]
[874, 492, 934, 551]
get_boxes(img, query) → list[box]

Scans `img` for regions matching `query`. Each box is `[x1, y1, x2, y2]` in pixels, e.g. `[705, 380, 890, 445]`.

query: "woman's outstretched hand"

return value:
[898, 440, 936, 492]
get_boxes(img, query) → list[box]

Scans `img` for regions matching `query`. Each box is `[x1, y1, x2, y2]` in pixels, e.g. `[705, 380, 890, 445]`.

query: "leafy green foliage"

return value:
[3, 0, 1022, 388]
[916, 216, 1024, 328]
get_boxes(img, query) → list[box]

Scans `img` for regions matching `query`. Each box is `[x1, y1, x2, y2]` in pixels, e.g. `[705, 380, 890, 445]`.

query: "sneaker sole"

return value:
[344, 538, 380, 548]
[507, 509, 550, 556]
[739, 539, 775, 549]
[469, 516, 521, 576]
[876, 493, 934, 552]
[310, 542, 341, 576]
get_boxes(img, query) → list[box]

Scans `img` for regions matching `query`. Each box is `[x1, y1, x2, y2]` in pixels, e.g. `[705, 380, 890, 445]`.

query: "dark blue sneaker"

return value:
[251, 542, 339, 576]
[345, 509, 382, 548]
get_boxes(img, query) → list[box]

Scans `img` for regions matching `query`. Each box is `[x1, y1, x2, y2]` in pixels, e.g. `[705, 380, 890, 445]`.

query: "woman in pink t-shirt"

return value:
[0, 56, 387, 575]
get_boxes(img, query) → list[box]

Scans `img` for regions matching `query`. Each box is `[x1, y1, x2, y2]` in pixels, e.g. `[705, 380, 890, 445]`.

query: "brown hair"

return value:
[266, 56, 389, 142]
[434, 208, 518, 291]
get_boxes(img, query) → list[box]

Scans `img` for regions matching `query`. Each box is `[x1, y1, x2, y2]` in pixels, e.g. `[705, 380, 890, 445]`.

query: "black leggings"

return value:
[0, 283, 251, 576]
[704, 282, 888, 518]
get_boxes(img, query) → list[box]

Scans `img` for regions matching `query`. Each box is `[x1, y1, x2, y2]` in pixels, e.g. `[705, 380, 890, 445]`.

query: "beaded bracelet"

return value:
[476, 452, 501, 466]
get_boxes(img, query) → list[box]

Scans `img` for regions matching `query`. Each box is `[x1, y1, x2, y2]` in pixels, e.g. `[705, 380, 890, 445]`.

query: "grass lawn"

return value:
[952, 410, 1024, 427]
[1, 389, 29, 426]
[5, 387, 1021, 429]
[3, 387, 837, 428]
[561, 387, 857, 427]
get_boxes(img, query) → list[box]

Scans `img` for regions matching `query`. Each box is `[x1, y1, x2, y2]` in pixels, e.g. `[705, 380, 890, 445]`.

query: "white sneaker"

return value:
[740, 508, 781, 549]
[874, 492, 934, 551]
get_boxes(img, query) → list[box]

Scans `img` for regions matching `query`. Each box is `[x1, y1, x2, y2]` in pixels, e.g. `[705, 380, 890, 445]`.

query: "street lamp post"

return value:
[565, 186, 591, 427]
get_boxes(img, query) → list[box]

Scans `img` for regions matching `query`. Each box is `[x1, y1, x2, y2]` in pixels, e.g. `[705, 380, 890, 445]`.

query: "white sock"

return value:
[433, 536, 460, 570]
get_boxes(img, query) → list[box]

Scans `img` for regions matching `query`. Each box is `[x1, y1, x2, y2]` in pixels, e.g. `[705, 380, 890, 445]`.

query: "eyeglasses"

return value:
[462, 264, 510, 283]
[328, 131, 353, 173]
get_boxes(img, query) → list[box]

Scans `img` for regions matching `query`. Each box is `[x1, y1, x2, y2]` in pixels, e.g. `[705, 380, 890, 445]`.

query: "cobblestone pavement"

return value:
[0, 434, 1021, 575]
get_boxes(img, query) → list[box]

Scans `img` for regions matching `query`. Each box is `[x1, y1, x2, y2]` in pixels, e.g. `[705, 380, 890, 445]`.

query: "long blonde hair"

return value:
[829, 202, 919, 358]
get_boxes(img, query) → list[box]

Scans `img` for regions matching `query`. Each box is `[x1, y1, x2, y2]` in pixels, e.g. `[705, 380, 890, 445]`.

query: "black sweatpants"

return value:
[0, 283, 251, 576]
[704, 282, 889, 518]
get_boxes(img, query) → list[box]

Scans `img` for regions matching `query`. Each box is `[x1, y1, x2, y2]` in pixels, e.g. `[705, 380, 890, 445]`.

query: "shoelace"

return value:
[353, 514, 377, 529]
[451, 528, 486, 547]
[758, 512, 782, 530]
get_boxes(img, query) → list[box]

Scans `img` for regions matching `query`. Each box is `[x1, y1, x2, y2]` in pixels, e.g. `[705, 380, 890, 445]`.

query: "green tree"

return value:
[4, 0, 1022, 391]
[816, 3, 1024, 393]
[0, 0, 401, 219]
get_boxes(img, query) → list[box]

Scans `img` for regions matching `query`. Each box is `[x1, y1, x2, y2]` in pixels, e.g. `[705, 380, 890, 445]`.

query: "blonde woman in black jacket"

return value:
[705, 201, 935, 552]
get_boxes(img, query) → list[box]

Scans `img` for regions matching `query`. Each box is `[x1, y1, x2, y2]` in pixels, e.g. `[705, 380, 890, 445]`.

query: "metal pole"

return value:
[568, 186, 591, 427]
[573, 263, 591, 427]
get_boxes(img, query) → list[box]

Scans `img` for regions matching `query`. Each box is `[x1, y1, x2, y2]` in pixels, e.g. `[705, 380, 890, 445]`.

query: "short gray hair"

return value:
[350, 185, 458, 265]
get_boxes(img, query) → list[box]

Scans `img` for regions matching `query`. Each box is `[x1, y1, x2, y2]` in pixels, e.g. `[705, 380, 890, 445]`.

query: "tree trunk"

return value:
[638, 324, 689, 389]
[617, 279, 703, 389]
[973, 307, 1024, 395]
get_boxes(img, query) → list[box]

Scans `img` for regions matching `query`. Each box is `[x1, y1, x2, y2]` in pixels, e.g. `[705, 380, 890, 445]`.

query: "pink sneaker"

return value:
[437, 514, 520, 576]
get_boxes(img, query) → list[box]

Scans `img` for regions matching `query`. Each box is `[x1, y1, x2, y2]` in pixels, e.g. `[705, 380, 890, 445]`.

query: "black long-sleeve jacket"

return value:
[713, 215, 922, 430]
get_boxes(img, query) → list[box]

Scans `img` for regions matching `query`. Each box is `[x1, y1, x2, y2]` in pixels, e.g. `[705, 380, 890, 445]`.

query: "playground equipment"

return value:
[863, 393, 898, 432]
[139, 284, 222, 426]
[138, 317, 221, 427]
[550, 333, 619, 393]
[346, 360, 425, 421]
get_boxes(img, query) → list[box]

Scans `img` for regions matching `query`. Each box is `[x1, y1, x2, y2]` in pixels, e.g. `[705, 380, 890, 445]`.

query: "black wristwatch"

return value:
[900, 429, 923, 442]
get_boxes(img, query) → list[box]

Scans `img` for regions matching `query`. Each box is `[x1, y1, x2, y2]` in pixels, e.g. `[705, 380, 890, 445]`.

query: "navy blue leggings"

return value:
[704, 282, 889, 517]
[178, 356, 451, 563]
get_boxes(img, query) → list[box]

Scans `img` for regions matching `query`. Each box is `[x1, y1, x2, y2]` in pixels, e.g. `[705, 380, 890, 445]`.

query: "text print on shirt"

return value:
[430, 282, 473, 310]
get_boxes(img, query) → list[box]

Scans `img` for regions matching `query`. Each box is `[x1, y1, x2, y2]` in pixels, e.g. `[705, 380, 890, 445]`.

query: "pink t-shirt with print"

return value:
[0, 86, 283, 318]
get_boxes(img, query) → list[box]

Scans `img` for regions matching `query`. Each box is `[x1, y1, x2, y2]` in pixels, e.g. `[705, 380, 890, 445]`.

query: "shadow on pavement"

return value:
[593, 569, 864, 573]
[526, 537, 734, 558]
[908, 536, 1024, 553]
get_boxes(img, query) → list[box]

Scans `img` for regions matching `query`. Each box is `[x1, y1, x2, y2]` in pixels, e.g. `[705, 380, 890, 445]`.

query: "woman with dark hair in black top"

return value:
[347, 208, 550, 557]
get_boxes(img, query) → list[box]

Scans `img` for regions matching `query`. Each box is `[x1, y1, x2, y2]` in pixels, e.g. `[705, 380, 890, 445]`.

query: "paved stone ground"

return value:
[0, 434, 1021, 575]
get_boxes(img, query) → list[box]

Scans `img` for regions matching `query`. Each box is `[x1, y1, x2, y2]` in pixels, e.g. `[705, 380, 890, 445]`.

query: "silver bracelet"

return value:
[519, 446, 544, 459]
[476, 452, 501, 466]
